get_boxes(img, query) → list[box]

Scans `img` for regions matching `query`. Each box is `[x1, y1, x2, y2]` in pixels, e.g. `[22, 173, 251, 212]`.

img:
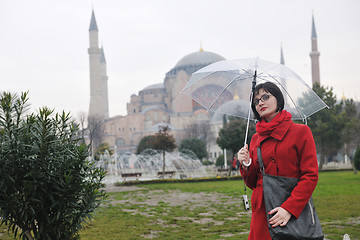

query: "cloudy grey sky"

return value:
[1, 0, 359, 119]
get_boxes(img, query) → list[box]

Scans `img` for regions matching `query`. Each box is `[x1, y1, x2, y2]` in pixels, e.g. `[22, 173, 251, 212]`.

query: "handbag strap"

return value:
[257, 147, 265, 176]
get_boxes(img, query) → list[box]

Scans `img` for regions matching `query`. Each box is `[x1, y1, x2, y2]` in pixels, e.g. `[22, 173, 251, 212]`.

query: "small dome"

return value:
[142, 83, 165, 91]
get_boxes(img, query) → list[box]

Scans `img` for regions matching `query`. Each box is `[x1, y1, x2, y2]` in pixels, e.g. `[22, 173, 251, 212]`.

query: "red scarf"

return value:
[256, 110, 292, 136]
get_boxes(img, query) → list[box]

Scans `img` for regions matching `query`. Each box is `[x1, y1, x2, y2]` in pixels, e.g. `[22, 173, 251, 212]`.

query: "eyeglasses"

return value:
[253, 94, 272, 106]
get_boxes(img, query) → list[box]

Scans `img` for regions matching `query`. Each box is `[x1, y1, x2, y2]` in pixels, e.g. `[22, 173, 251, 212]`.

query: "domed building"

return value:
[100, 48, 226, 159]
[88, 10, 324, 162]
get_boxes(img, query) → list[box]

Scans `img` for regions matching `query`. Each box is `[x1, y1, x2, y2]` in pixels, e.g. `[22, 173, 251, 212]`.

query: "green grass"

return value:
[1, 171, 359, 239]
[313, 171, 360, 240]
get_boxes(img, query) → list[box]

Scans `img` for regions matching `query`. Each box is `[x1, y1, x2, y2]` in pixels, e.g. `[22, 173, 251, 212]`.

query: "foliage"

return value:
[151, 125, 177, 152]
[179, 138, 207, 160]
[184, 121, 214, 153]
[114, 175, 242, 186]
[87, 115, 103, 155]
[215, 154, 224, 166]
[136, 135, 156, 154]
[216, 118, 256, 158]
[94, 142, 114, 160]
[354, 145, 360, 170]
[151, 125, 177, 178]
[0, 92, 107, 240]
[339, 99, 360, 154]
[202, 159, 214, 166]
[308, 83, 359, 170]
[136, 126, 176, 177]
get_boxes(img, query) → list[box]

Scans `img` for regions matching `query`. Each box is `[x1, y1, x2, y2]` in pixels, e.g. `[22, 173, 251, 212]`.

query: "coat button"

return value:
[272, 158, 276, 163]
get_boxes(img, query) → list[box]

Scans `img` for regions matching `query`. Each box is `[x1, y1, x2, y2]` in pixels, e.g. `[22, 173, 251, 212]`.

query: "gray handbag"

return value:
[257, 147, 324, 240]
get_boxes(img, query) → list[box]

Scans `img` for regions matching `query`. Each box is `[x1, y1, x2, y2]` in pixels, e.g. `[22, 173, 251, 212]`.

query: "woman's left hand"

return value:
[268, 207, 291, 228]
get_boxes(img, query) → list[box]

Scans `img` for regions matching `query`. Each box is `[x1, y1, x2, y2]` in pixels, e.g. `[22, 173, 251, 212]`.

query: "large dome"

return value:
[166, 50, 226, 77]
[175, 50, 225, 68]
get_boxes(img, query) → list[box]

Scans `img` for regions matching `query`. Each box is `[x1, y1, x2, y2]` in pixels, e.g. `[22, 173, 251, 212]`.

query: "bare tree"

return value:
[77, 111, 87, 145]
[184, 121, 214, 153]
[87, 116, 104, 156]
[184, 123, 199, 139]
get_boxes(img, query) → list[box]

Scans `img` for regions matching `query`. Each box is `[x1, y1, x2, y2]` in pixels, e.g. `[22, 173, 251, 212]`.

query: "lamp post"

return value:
[223, 114, 228, 169]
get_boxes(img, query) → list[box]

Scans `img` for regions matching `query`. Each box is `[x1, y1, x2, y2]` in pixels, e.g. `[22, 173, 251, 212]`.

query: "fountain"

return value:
[93, 149, 214, 184]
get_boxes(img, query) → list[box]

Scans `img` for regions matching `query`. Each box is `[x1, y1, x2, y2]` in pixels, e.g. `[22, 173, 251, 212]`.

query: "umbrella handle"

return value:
[244, 93, 253, 147]
[244, 70, 257, 147]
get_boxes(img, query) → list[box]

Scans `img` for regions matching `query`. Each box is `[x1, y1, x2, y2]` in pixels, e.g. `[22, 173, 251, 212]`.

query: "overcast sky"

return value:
[1, 0, 359, 119]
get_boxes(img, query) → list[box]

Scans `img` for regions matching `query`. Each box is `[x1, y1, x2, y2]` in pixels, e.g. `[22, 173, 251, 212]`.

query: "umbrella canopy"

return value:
[181, 58, 328, 122]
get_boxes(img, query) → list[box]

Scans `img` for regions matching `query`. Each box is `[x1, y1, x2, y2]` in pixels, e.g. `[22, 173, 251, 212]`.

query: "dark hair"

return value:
[251, 82, 284, 121]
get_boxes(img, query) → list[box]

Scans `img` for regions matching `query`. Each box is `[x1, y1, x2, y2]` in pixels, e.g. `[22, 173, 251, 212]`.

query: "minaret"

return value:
[88, 10, 108, 120]
[280, 44, 285, 65]
[310, 14, 320, 85]
[100, 46, 109, 118]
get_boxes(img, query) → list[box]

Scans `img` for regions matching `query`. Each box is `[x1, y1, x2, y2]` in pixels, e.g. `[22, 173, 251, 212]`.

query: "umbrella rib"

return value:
[182, 70, 247, 92]
[182, 71, 217, 91]
[258, 74, 306, 121]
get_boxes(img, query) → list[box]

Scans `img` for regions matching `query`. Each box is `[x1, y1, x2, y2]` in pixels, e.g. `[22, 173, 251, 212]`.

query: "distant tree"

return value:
[216, 154, 224, 167]
[77, 111, 87, 145]
[151, 125, 177, 178]
[308, 83, 344, 170]
[184, 121, 214, 153]
[216, 118, 256, 159]
[136, 135, 156, 154]
[87, 115, 104, 156]
[0, 92, 107, 240]
[202, 159, 214, 166]
[179, 138, 207, 160]
[339, 99, 360, 159]
[94, 142, 114, 160]
[354, 145, 360, 171]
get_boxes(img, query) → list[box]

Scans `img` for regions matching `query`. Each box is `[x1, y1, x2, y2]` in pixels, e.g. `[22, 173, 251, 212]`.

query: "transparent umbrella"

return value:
[181, 57, 328, 145]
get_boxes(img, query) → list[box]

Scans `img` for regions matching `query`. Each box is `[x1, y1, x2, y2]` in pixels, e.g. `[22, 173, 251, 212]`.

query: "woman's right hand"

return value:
[237, 144, 250, 170]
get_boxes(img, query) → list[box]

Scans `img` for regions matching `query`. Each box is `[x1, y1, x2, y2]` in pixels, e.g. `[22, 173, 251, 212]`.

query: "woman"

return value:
[238, 82, 319, 240]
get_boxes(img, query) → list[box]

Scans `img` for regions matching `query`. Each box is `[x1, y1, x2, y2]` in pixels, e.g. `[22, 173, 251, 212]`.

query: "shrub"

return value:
[179, 138, 207, 160]
[202, 159, 214, 166]
[216, 154, 224, 166]
[0, 92, 107, 240]
[354, 145, 360, 170]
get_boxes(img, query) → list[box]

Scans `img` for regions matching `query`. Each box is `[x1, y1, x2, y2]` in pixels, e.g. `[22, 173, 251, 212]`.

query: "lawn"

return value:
[1, 171, 359, 239]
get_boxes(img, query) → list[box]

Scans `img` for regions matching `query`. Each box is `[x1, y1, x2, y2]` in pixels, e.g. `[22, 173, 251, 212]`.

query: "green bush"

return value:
[354, 145, 360, 170]
[202, 159, 214, 166]
[179, 138, 207, 160]
[0, 92, 107, 239]
[216, 154, 224, 166]
[136, 135, 156, 154]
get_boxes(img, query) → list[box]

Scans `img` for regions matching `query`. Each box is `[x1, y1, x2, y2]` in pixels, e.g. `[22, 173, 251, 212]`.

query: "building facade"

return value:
[102, 49, 226, 158]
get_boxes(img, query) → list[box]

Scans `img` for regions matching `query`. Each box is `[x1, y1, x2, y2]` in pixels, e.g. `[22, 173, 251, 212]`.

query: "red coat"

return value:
[240, 111, 319, 240]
